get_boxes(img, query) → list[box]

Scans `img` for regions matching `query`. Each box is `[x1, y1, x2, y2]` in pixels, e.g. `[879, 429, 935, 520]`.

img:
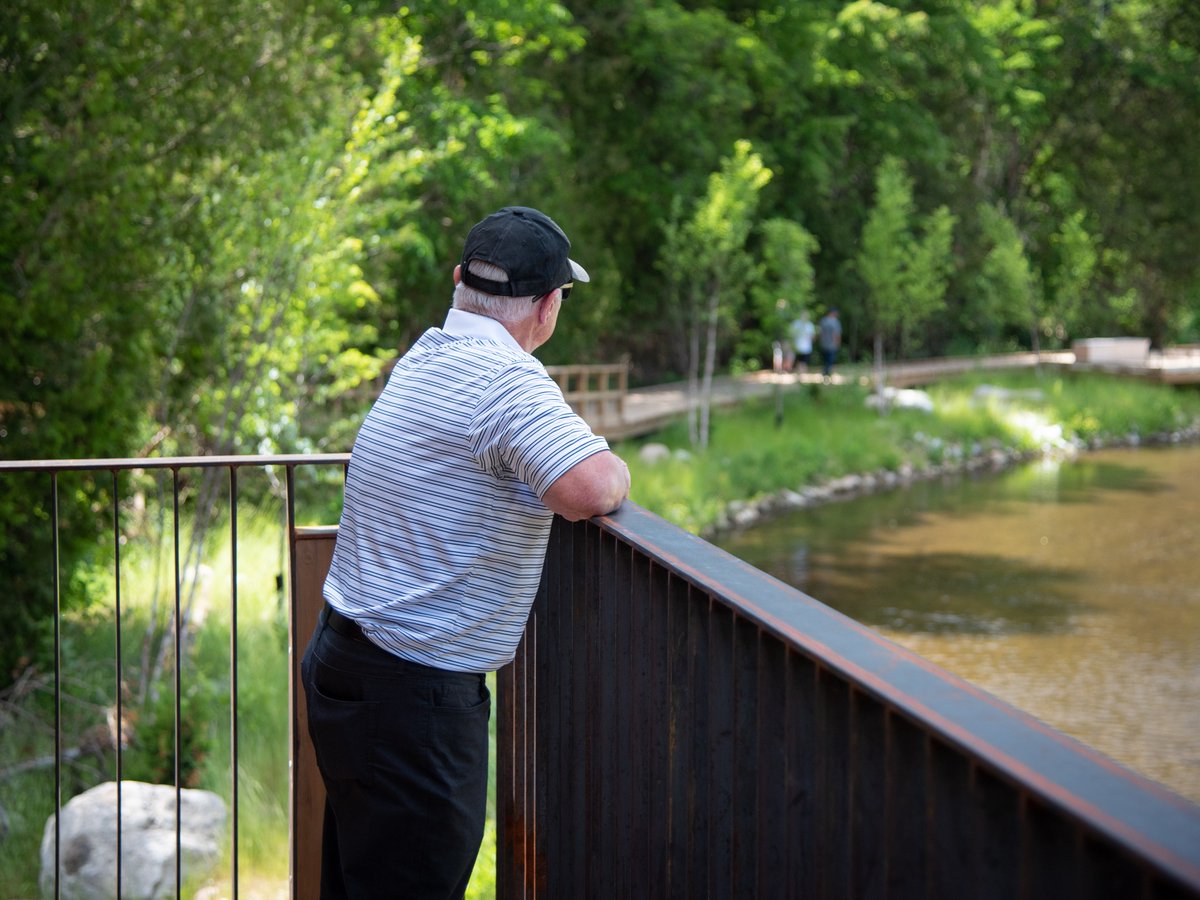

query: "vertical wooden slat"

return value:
[290, 526, 337, 900]
[708, 604, 736, 898]
[527, 614, 538, 897]
[885, 712, 929, 898]
[540, 520, 563, 899]
[539, 519, 566, 899]
[1022, 796, 1081, 899]
[566, 520, 588, 899]
[972, 766, 1020, 900]
[1081, 835, 1147, 900]
[666, 574, 692, 894]
[531, 562, 550, 896]
[817, 670, 851, 900]
[756, 635, 787, 899]
[788, 650, 819, 899]
[496, 628, 514, 897]
[930, 738, 973, 897]
[646, 560, 671, 896]
[611, 536, 634, 898]
[511, 613, 530, 898]
[687, 588, 711, 897]
[582, 521, 598, 898]
[731, 616, 759, 900]
[497, 613, 522, 897]
[594, 528, 618, 898]
[850, 690, 887, 899]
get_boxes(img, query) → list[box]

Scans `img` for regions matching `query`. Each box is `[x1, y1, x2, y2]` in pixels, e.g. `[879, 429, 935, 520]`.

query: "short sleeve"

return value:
[470, 361, 610, 497]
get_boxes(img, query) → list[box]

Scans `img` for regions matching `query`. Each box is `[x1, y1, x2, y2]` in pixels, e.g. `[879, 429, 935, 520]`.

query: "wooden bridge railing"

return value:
[544, 362, 629, 431]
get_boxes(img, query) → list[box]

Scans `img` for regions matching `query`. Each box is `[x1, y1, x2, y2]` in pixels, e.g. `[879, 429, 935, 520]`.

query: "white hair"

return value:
[453, 260, 543, 323]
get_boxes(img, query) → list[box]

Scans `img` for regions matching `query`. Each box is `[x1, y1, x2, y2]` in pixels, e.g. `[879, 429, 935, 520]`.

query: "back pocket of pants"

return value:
[305, 678, 381, 784]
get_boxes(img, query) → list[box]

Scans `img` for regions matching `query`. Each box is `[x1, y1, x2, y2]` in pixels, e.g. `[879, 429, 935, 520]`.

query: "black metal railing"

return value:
[498, 504, 1200, 898]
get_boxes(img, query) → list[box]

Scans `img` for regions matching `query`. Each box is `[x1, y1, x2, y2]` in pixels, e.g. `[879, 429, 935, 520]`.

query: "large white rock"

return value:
[40, 780, 226, 899]
[638, 442, 672, 464]
[865, 386, 934, 413]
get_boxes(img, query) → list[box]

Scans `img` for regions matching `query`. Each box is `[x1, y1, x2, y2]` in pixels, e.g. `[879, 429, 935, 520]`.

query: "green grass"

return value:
[617, 371, 1200, 534]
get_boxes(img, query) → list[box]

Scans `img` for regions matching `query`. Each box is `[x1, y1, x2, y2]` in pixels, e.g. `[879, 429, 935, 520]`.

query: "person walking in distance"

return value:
[301, 206, 631, 899]
[818, 307, 842, 380]
[791, 309, 815, 374]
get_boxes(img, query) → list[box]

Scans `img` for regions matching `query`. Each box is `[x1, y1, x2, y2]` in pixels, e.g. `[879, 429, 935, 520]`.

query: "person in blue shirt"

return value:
[818, 307, 843, 380]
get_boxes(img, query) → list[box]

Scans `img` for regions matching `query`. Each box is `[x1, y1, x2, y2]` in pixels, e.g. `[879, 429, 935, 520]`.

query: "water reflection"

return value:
[716, 445, 1200, 804]
[1014, 457, 1171, 504]
[843, 551, 1083, 634]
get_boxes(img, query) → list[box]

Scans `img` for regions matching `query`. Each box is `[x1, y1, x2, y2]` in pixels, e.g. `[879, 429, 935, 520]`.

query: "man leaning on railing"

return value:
[300, 206, 630, 899]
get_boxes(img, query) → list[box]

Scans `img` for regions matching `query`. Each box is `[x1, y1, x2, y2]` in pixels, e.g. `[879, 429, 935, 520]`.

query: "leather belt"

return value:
[323, 604, 370, 644]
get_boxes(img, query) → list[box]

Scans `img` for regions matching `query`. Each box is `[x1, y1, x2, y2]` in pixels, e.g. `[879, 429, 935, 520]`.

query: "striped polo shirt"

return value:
[322, 308, 609, 672]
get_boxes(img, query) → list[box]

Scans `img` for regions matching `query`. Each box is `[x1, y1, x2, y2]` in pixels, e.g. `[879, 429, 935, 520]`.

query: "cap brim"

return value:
[569, 259, 590, 284]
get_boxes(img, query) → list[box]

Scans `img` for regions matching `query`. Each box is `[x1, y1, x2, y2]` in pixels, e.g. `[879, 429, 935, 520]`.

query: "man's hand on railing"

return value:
[542, 450, 630, 521]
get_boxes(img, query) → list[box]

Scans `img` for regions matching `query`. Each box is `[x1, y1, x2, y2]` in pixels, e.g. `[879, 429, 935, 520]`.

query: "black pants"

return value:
[301, 609, 491, 899]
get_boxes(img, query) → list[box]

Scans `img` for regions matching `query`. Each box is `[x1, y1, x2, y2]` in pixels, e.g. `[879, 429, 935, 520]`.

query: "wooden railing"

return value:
[345, 359, 632, 433]
[544, 363, 628, 431]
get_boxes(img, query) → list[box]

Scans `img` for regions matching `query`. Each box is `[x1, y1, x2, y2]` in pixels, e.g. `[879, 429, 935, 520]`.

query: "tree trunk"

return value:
[687, 314, 701, 446]
[1029, 303, 1042, 375]
[873, 331, 889, 413]
[699, 291, 720, 449]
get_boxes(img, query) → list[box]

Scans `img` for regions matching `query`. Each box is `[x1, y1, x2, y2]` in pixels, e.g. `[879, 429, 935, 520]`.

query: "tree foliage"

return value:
[856, 156, 955, 389]
[738, 218, 821, 366]
[3, 0, 1199, 672]
[660, 141, 771, 447]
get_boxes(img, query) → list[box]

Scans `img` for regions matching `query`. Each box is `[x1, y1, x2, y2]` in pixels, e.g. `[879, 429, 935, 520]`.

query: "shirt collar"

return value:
[442, 308, 525, 354]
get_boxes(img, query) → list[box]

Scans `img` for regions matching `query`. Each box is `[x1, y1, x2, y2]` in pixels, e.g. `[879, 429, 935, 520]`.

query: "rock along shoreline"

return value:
[703, 423, 1200, 539]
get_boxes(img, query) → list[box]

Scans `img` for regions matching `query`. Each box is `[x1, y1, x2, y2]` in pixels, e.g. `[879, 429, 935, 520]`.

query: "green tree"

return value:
[980, 0, 1200, 347]
[739, 219, 821, 368]
[0, 0, 359, 674]
[856, 156, 954, 398]
[661, 140, 772, 447]
[369, 4, 591, 352]
[1051, 0, 1200, 346]
[1044, 209, 1098, 347]
[972, 204, 1037, 352]
[557, 0, 822, 377]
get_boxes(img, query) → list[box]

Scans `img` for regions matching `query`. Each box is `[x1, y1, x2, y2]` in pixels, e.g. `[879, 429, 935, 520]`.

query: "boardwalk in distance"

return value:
[572, 348, 1200, 441]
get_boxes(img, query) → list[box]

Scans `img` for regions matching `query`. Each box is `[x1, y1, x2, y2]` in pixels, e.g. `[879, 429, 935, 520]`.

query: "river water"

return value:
[715, 444, 1200, 805]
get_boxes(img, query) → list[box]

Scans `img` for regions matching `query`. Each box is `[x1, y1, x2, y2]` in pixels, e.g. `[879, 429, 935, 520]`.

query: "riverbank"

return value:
[707, 420, 1200, 538]
[614, 370, 1200, 537]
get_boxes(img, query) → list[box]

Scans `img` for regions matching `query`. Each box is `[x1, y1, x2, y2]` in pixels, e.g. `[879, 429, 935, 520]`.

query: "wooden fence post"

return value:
[290, 526, 338, 899]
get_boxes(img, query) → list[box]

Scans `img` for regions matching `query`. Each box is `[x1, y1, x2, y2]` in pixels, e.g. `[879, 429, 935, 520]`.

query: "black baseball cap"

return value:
[459, 206, 590, 297]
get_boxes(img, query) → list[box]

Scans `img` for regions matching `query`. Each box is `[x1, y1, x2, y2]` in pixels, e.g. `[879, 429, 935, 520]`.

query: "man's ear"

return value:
[536, 291, 557, 323]
[452, 264, 462, 285]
